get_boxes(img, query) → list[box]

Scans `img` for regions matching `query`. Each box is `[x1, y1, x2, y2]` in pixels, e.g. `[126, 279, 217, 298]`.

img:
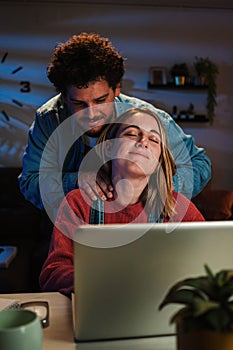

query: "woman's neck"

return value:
[111, 174, 148, 206]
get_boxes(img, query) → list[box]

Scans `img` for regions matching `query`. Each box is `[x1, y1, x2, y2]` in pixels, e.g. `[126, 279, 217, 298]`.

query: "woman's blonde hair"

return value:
[96, 107, 176, 219]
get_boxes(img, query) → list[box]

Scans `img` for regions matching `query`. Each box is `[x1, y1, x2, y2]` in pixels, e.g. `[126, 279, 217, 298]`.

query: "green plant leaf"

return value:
[218, 282, 233, 300]
[160, 276, 215, 302]
[159, 288, 198, 310]
[225, 270, 233, 280]
[179, 277, 214, 299]
[159, 265, 233, 332]
[204, 264, 215, 281]
[216, 270, 233, 286]
[204, 308, 232, 331]
[194, 57, 219, 124]
[215, 270, 227, 287]
[192, 297, 219, 317]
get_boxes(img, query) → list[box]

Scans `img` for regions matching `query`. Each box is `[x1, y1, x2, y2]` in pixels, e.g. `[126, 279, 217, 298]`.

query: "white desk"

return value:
[1, 292, 176, 350]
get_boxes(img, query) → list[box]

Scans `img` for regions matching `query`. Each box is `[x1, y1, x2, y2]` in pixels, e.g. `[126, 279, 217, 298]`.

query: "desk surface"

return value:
[1, 292, 176, 350]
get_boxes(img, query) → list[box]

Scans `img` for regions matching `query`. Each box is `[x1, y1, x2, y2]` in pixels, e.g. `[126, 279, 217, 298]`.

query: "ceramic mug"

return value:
[0, 309, 43, 350]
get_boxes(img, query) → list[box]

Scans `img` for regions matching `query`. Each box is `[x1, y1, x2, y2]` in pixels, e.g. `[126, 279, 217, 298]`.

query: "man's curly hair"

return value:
[47, 32, 126, 93]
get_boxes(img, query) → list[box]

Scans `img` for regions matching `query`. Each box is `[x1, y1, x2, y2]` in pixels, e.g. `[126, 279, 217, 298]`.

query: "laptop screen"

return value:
[73, 221, 233, 341]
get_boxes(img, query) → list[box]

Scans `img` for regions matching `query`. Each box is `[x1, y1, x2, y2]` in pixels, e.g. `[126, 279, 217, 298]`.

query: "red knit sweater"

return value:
[39, 189, 204, 296]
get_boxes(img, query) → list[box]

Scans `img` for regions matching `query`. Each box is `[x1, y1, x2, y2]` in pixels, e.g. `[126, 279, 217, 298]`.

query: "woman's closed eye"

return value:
[124, 132, 138, 138]
[119, 127, 139, 139]
[122, 132, 160, 144]
[119, 125, 161, 144]
[149, 136, 160, 144]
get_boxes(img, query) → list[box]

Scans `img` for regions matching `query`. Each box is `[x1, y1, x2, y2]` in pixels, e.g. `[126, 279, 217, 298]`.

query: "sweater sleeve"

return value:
[39, 227, 74, 296]
[39, 189, 91, 296]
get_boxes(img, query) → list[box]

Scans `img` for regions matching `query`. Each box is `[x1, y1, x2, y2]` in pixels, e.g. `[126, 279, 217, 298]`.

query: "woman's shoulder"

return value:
[172, 191, 191, 202]
[66, 188, 92, 208]
[172, 191, 205, 222]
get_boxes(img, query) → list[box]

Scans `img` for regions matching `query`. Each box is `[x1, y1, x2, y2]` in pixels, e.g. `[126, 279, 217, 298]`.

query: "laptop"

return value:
[72, 221, 233, 342]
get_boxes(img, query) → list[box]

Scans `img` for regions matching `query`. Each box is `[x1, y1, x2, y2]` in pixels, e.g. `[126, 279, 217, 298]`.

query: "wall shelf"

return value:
[147, 81, 210, 124]
[175, 114, 209, 123]
[147, 82, 208, 91]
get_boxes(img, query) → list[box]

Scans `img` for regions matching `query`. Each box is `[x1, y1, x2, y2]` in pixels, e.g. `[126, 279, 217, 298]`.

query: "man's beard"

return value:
[84, 123, 107, 137]
[84, 111, 115, 137]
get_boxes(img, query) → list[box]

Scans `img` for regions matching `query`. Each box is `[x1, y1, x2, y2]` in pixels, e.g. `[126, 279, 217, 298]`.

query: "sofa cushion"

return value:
[192, 190, 233, 221]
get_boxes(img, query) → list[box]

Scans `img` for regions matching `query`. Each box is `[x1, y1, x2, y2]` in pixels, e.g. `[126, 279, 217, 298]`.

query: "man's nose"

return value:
[83, 105, 96, 119]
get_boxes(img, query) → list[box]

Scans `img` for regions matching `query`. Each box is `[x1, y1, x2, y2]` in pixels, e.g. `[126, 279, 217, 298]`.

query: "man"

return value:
[19, 32, 211, 217]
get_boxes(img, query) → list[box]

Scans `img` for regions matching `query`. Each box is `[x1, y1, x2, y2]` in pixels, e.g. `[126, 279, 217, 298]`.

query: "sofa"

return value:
[0, 167, 232, 293]
[0, 167, 52, 293]
[192, 187, 233, 221]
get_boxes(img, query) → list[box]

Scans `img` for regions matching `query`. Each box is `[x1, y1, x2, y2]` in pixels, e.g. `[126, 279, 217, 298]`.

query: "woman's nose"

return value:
[136, 135, 148, 148]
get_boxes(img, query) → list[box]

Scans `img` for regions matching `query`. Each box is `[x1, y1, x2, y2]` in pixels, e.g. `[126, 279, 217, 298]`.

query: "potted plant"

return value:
[159, 265, 233, 350]
[170, 63, 189, 86]
[194, 56, 219, 124]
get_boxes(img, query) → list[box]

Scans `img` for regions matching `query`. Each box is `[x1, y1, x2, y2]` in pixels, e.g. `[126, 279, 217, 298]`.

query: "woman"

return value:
[39, 108, 204, 296]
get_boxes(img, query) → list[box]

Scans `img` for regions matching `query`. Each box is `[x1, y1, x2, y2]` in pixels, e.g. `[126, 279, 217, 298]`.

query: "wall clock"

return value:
[0, 51, 37, 167]
[0, 51, 32, 123]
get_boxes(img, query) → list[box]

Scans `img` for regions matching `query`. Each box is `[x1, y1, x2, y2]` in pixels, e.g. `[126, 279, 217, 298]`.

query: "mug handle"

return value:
[20, 301, 50, 328]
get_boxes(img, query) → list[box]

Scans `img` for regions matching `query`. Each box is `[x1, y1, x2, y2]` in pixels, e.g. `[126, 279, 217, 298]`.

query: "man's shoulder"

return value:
[115, 93, 171, 122]
[37, 93, 64, 115]
[116, 93, 153, 108]
[36, 93, 68, 126]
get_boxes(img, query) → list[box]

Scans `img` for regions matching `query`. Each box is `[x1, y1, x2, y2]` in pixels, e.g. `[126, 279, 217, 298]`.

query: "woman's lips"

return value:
[129, 151, 149, 159]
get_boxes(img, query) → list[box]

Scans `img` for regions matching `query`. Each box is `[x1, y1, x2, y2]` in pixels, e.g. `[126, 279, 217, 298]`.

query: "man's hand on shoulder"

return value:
[77, 170, 114, 202]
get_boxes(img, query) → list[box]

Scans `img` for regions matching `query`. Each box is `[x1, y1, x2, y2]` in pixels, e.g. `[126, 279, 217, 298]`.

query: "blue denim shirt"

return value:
[18, 93, 211, 213]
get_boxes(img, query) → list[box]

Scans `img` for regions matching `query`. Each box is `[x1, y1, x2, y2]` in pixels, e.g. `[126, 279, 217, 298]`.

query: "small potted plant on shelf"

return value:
[170, 63, 189, 86]
[194, 56, 219, 125]
[159, 264, 233, 350]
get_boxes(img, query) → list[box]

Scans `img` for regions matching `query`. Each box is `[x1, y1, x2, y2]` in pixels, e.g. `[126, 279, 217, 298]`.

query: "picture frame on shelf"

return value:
[149, 66, 167, 85]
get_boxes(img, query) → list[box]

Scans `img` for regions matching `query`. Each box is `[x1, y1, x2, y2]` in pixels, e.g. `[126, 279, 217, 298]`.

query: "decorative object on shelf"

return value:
[173, 103, 196, 121]
[194, 56, 219, 125]
[159, 264, 233, 350]
[169, 63, 189, 86]
[171, 105, 178, 120]
[187, 103, 195, 120]
[179, 110, 187, 120]
[149, 66, 167, 85]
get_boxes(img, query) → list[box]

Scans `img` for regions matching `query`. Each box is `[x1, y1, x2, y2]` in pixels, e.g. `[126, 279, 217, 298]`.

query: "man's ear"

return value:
[62, 92, 67, 103]
[114, 83, 121, 97]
